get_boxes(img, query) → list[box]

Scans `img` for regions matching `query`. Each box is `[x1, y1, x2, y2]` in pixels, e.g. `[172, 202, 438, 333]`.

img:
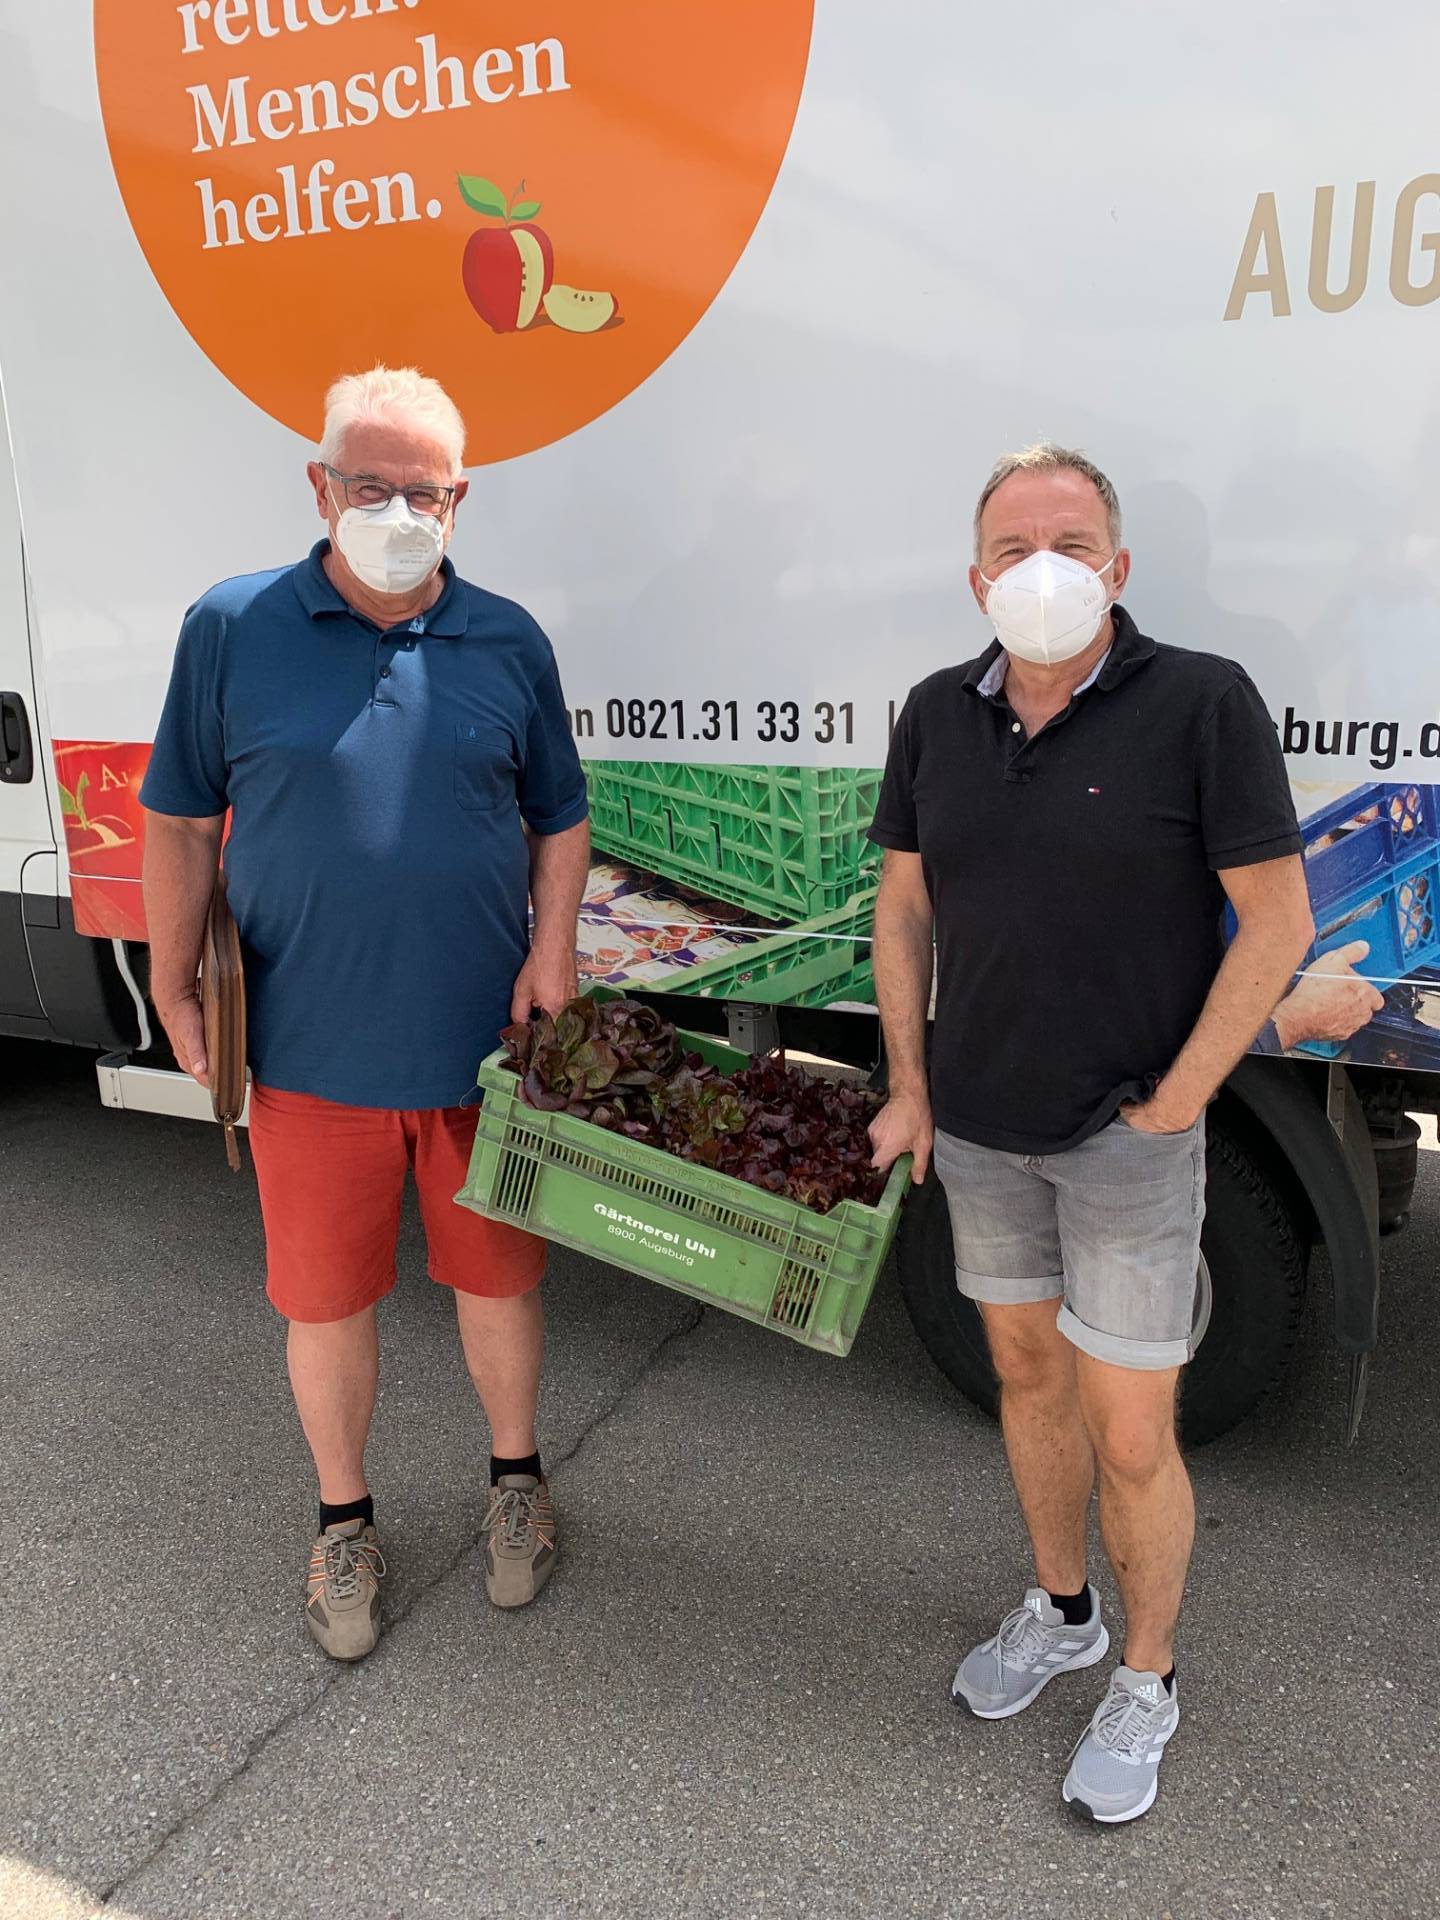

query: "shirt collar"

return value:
[976, 646, 1110, 700]
[291, 539, 467, 637]
[964, 603, 1156, 700]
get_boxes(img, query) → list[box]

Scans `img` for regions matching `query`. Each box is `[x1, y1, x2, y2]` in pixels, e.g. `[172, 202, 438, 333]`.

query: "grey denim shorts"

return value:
[932, 1117, 1208, 1371]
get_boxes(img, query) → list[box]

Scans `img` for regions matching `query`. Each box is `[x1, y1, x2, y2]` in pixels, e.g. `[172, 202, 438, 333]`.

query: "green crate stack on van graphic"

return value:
[581, 761, 882, 1008]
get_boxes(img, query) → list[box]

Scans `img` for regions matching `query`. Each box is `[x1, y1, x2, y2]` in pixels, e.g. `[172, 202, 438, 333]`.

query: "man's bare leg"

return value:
[287, 1307, 379, 1505]
[1075, 1352, 1192, 1674]
[981, 1300, 1094, 1592]
[454, 1287, 544, 1459]
[457, 1286, 554, 1608]
[953, 1299, 1106, 1715]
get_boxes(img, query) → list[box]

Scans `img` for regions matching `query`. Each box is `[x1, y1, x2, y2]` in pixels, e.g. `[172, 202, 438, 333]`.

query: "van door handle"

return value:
[0, 691, 35, 783]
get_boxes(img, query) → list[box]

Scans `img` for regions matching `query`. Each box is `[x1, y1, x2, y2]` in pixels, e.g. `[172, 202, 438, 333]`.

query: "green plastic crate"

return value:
[584, 761, 883, 920]
[455, 1028, 908, 1356]
[666, 891, 876, 1009]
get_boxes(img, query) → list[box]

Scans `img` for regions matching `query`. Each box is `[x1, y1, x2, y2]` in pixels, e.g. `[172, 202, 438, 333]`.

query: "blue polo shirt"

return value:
[141, 542, 589, 1109]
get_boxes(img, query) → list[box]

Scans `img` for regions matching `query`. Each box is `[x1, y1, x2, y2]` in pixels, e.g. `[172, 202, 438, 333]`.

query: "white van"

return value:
[4, 0, 1437, 1443]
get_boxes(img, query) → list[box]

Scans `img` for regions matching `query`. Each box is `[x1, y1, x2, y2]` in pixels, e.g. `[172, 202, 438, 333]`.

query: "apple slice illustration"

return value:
[543, 285, 619, 333]
[458, 175, 555, 333]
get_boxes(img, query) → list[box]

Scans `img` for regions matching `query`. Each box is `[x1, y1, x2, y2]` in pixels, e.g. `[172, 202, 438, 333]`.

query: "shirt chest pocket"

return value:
[453, 722, 518, 813]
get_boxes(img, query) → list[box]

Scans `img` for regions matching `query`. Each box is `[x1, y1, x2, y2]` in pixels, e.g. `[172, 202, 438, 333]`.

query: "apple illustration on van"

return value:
[458, 175, 619, 334]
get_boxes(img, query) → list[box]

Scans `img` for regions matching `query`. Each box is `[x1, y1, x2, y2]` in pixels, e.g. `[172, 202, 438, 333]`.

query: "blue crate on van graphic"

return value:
[1363, 964, 1440, 1066]
[1302, 782, 1440, 967]
[1285, 783, 1440, 1057]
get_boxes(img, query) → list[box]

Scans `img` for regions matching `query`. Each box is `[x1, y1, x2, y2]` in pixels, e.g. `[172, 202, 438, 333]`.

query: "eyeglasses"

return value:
[322, 464, 456, 518]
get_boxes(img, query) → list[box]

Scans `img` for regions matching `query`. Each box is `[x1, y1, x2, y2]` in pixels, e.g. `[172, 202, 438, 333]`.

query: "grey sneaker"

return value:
[483, 1474, 557, 1609]
[1063, 1665, 1180, 1823]
[952, 1586, 1109, 1719]
[305, 1519, 386, 1662]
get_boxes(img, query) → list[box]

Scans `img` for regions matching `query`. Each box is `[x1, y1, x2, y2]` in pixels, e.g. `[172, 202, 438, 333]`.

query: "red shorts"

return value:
[248, 1083, 546, 1324]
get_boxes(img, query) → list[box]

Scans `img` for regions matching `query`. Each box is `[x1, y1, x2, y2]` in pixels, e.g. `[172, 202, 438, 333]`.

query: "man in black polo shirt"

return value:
[867, 443, 1313, 1824]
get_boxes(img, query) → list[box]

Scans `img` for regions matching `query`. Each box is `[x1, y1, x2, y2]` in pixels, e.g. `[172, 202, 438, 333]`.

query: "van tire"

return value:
[895, 1119, 1309, 1447]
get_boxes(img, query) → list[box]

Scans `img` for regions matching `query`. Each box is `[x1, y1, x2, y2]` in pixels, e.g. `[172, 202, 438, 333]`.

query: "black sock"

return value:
[490, 1450, 542, 1486]
[1161, 1666, 1176, 1695]
[319, 1494, 373, 1534]
[1045, 1582, 1094, 1626]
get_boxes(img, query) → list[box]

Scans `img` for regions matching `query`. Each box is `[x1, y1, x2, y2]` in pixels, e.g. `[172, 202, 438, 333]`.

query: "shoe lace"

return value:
[992, 1604, 1048, 1676]
[322, 1532, 386, 1600]
[1087, 1680, 1169, 1759]
[484, 1485, 541, 1553]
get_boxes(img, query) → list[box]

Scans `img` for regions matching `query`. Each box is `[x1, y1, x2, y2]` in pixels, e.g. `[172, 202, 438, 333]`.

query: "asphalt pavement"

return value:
[2, 1038, 1437, 1920]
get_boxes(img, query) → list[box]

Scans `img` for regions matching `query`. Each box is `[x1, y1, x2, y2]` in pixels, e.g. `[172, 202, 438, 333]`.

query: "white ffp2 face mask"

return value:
[332, 491, 446, 596]
[979, 549, 1117, 666]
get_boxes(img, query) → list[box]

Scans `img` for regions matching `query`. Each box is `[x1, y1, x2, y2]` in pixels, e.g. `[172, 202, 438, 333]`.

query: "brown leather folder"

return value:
[199, 869, 247, 1171]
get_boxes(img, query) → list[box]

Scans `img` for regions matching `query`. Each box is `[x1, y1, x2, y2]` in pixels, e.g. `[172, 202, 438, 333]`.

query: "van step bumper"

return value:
[96, 1052, 250, 1127]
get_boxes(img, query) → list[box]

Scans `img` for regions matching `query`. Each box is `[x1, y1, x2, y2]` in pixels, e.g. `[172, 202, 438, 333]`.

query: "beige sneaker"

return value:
[483, 1475, 557, 1608]
[305, 1519, 386, 1661]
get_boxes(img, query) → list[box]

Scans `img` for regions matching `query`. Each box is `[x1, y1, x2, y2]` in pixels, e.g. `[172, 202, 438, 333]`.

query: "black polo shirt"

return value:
[868, 606, 1302, 1154]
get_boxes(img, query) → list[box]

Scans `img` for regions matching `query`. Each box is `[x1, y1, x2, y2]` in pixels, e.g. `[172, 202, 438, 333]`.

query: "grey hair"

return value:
[319, 365, 467, 476]
[972, 442, 1122, 557]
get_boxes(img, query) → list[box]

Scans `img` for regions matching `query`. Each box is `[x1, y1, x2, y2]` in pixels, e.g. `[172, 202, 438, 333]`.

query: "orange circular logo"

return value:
[94, 1, 813, 464]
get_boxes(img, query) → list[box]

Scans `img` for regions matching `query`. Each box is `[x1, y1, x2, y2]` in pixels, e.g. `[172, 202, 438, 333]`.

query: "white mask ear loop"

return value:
[325, 471, 355, 526]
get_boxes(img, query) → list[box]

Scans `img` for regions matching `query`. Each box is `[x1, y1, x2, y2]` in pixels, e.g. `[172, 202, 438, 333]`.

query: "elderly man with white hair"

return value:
[141, 366, 590, 1659]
